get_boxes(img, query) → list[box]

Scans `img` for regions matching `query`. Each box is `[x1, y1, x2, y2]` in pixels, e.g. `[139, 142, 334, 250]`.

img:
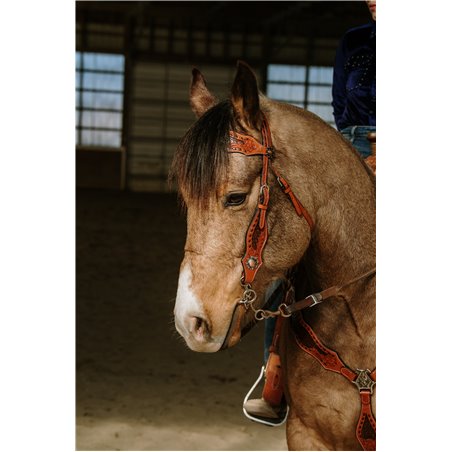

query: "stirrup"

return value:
[242, 366, 289, 427]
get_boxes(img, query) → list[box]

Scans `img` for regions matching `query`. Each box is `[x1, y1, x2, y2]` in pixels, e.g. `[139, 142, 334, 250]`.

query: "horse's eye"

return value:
[225, 192, 247, 207]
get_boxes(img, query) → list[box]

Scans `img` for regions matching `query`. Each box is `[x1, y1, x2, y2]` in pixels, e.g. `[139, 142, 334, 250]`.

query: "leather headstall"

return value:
[228, 116, 314, 285]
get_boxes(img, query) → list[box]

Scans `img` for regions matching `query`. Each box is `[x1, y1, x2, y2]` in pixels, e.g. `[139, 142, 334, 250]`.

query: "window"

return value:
[76, 52, 125, 147]
[267, 64, 335, 127]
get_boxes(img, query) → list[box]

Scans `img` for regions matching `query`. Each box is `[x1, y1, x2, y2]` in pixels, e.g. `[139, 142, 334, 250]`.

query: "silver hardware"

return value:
[308, 293, 322, 308]
[353, 369, 376, 394]
[254, 309, 266, 321]
[246, 256, 259, 270]
[259, 184, 269, 197]
[238, 287, 257, 310]
[278, 303, 292, 318]
[252, 302, 293, 321]
[238, 283, 295, 320]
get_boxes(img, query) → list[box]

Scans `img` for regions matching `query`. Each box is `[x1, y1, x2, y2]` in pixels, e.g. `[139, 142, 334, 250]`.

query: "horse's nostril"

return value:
[194, 316, 203, 331]
[189, 315, 210, 339]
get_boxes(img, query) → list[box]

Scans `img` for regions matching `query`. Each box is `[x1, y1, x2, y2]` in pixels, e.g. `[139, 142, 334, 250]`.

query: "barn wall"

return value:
[76, 2, 368, 192]
[127, 62, 240, 191]
[77, 22, 267, 192]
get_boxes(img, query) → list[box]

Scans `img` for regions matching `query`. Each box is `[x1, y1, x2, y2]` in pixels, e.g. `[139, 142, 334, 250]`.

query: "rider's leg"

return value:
[243, 281, 287, 421]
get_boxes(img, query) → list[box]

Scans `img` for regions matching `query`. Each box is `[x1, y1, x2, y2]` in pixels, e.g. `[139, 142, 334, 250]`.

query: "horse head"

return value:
[171, 62, 313, 352]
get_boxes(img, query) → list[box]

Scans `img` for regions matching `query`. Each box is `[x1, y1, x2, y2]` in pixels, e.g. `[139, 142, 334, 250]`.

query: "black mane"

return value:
[169, 100, 235, 206]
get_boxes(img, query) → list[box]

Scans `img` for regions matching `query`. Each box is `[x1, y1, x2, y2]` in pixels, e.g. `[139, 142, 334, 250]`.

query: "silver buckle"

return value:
[308, 293, 322, 308]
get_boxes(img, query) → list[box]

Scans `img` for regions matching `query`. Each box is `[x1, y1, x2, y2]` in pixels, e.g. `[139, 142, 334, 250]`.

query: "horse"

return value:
[170, 61, 376, 451]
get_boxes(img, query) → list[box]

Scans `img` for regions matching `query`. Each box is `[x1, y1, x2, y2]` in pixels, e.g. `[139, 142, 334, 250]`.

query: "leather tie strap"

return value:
[275, 171, 315, 230]
[293, 314, 376, 450]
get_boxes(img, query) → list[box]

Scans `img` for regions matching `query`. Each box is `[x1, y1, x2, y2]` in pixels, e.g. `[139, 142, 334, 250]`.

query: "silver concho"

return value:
[353, 369, 376, 394]
[246, 256, 259, 269]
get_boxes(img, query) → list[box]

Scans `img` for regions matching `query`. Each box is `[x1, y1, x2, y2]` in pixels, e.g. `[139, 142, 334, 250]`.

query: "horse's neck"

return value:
[269, 103, 376, 363]
[306, 160, 375, 367]
[269, 105, 376, 285]
[309, 182, 375, 290]
[306, 177, 375, 357]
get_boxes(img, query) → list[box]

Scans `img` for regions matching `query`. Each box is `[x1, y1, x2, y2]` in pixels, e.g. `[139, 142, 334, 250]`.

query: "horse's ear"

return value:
[190, 68, 218, 118]
[231, 61, 262, 131]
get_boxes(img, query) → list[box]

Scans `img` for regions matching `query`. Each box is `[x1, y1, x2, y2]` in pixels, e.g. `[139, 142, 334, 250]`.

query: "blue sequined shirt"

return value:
[332, 21, 376, 130]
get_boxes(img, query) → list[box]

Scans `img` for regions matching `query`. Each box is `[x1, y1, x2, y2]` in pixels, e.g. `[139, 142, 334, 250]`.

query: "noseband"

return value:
[228, 116, 314, 288]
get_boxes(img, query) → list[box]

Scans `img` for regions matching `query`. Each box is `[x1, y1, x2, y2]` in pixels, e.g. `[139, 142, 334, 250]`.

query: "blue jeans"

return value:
[340, 125, 376, 158]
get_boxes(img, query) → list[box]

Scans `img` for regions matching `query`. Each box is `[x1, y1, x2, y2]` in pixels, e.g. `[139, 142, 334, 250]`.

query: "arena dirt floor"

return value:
[76, 188, 287, 451]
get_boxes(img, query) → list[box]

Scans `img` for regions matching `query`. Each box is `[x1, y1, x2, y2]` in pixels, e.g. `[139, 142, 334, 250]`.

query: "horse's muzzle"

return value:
[174, 309, 224, 353]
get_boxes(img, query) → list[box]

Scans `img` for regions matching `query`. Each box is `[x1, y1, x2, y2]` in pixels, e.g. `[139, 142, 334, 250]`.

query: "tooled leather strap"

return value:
[293, 315, 376, 450]
[228, 117, 313, 284]
[229, 131, 269, 156]
[241, 170, 269, 283]
[356, 390, 377, 451]
[230, 121, 271, 283]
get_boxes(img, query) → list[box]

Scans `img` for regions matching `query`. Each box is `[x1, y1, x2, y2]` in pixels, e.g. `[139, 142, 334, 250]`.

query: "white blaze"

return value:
[173, 263, 224, 352]
[174, 265, 203, 336]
